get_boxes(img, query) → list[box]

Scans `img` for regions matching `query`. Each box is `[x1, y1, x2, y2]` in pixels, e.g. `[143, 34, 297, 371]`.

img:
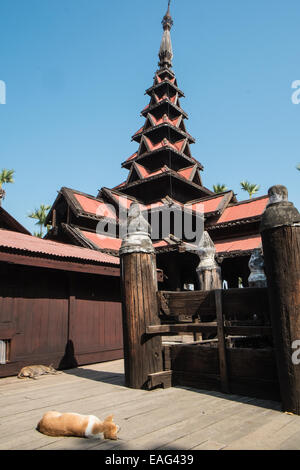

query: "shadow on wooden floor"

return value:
[62, 367, 126, 387]
[62, 366, 281, 412]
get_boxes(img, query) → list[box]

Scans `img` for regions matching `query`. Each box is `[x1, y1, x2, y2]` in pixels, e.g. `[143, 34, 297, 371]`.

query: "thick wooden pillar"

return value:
[260, 185, 300, 413]
[119, 203, 164, 389]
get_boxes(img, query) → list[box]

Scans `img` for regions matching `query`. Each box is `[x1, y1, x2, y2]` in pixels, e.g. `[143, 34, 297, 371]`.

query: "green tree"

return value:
[0, 169, 15, 202]
[28, 204, 51, 238]
[213, 184, 228, 194]
[240, 180, 260, 199]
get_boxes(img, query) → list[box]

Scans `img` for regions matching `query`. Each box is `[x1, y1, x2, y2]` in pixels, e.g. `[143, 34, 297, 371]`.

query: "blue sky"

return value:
[0, 0, 299, 233]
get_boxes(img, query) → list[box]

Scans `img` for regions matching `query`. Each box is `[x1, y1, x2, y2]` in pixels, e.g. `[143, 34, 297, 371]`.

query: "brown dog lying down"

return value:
[17, 364, 61, 380]
[37, 412, 120, 439]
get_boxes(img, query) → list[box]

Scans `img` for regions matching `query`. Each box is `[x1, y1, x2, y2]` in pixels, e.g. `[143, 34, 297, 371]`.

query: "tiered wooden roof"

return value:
[45, 4, 268, 260]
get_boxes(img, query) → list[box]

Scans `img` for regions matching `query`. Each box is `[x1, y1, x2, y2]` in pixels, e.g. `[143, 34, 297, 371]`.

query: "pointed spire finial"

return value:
[162, 0, 173, 31]
[159, 1, 174, 69]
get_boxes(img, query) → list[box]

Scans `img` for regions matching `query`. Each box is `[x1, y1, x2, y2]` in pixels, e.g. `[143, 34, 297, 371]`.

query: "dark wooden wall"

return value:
[0, 262, 123, 377]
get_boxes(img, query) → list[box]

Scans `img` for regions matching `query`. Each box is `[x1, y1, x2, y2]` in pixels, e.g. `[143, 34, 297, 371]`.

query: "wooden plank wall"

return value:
[0, 263, 123, 377]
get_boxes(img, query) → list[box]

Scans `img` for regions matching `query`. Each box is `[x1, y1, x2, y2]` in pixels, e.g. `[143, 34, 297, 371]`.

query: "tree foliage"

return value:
[213, 184, 228, 194]
[0, 169, 14, 188]
[240, 180, 260, 198]
[28, 204, 51, 237]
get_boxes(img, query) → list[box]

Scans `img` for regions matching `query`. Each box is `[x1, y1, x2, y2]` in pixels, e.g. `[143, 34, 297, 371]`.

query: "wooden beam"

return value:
[146, 323, 217, 335]
[0, 251, 120, 277]
[147, 370, 172, 389]
[215, 289, 230, 394]
[225, 326, 272, 336]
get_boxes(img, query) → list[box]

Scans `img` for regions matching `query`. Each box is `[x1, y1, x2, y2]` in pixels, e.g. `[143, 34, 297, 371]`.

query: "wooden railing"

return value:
[144, 287, 277, 399]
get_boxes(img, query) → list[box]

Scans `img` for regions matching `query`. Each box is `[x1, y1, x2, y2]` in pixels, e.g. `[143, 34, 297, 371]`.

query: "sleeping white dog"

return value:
[37, 411, 120, 439]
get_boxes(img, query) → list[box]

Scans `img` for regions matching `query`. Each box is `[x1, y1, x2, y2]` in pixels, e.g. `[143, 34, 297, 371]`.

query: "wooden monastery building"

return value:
[0, 205, 123, 377]
[45, 4, 269, 291]
[0, 4, 269, 377]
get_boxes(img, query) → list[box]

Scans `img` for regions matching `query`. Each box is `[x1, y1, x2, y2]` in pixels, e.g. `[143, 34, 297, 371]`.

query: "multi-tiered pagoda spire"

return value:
[45, 2, 269, 291]
[118, 2, 214, 204]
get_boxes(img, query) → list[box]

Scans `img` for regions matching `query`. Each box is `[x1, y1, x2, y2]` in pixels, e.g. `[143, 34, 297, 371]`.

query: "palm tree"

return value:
[28, 204, 51, 238]
[240, 180, 260, 199]
[213, 184, 228, 194]
[0, 169, 15, 204]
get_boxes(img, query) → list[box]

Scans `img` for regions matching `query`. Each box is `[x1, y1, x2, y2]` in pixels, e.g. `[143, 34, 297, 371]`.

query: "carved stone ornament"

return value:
[248, 248, 267, 288]
[119, 202, 155, 255]
[260, 185, 300, 232]
[195, 231, 219, 273]
[267, 185, 288, 206]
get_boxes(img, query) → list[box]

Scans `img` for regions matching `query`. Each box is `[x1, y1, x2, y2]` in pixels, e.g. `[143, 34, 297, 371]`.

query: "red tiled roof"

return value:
[215, 235, 262, 253]
[153, 93, 177, 104]
[155, 74, 175, 85]
[81, 231, 122, 251]
[178, 166, 195, 181]
[150, 114, 180, 127]
[187, 195, 225, 214]
[0, 229, 119, 265]
[81, 230, 169, 252]
[74, 193, 116, 219]
[125, 152, 138, 163]
[216, 197, 268, 224]
[143, 135, 185, 154]
[134, 163, 167, 180]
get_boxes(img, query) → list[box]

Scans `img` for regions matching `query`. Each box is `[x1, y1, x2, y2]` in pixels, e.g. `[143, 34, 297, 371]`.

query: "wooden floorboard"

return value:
[1, 359, 300, 450]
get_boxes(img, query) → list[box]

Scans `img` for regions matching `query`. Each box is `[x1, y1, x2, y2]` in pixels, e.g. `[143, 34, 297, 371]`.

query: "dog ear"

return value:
[104, 415, 114, 422]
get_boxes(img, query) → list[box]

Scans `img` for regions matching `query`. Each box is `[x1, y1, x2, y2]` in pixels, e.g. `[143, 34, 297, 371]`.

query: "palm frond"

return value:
[213, 184, 228, 194]
[28, 204, 51, 237]
[240, 180, 260, 198]
[0, 169, 15, 188]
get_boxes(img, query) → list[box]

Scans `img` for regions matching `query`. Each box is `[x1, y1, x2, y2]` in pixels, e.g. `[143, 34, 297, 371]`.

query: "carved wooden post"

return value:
[196, 231, 222, 290]
[248, 248, 267, 288]
[119, 203, 164, 390]
[260, 185, 300, 414]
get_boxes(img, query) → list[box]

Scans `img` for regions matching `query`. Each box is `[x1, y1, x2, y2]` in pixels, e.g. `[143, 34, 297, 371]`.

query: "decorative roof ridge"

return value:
[120, 166, 211, 193]
[226, 194, 269, 207]
[131, 116, 195, 144]
[45, 186, 106, 226]
[0, 206, 32, 236]
[121, 145, 204, 170]
[186, 190, 234, 205]
[141, 98, 188, 119]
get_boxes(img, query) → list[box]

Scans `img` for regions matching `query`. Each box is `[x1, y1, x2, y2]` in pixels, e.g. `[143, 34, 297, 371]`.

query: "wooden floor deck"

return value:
[1, 359, 300, 451]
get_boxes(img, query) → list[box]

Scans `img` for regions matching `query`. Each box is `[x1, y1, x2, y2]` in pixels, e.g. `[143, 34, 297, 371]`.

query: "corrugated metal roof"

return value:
[0, 229, 119, 265]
